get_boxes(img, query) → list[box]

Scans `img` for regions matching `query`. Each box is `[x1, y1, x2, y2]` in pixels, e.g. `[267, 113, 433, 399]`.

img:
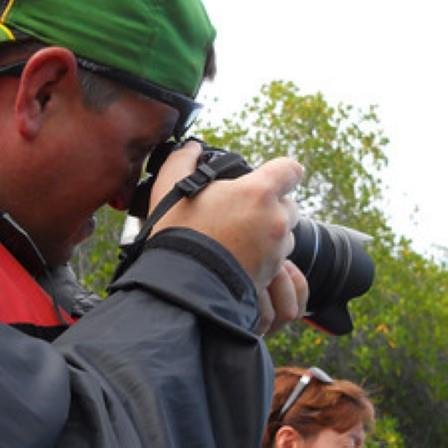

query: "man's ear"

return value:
[274, 425, 304, 448]
[15, 47, 79, 140]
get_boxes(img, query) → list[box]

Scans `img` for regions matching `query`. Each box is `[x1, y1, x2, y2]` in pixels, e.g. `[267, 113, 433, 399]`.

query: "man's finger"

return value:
[264, 265, 299, 334]
[255, 289, 275, 336]
[283, 260, 309, 319]
[244, 157, 304, 197]
[280, 196, 300, 232]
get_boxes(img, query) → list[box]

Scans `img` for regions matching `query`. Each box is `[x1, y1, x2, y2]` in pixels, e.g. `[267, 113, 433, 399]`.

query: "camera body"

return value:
[122, 139, 375, 335]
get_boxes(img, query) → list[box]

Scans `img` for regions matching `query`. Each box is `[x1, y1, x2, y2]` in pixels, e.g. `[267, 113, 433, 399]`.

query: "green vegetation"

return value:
[74, 80, 448, 446]
[72, 206, 124, 297]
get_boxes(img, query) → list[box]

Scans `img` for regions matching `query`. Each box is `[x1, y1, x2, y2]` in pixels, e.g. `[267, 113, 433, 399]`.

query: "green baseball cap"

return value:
[0, 0, 216, 99]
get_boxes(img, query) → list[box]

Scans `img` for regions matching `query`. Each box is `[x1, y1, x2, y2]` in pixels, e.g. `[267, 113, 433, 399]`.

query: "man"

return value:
[0, 1, 308, 446]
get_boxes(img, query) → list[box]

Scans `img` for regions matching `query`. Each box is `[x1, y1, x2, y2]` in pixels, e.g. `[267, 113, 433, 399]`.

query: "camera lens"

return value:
[288, 219, 375, 334]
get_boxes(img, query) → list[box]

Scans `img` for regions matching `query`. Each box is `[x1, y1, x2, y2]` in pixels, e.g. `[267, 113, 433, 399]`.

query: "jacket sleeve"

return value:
[0, 324, 70, 448]
[53, 228, 273, 448]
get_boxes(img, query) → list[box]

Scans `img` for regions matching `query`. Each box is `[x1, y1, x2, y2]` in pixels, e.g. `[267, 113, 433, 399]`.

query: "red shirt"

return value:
[0, 244, 75, 337]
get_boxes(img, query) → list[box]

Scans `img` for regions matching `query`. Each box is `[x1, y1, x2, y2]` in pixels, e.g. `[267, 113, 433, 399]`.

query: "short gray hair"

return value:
[0, 33, 123, 110]
[1, 31, 217, 110]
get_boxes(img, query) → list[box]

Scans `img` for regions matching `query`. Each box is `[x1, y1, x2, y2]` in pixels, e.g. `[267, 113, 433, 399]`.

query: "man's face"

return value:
[34, 87, 179, 266]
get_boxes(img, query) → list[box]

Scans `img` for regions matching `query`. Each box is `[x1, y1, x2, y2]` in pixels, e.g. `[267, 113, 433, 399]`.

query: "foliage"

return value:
[72, 206, 125, 296]
[366, 415, 405, 448]
[199, 81, 389, 231]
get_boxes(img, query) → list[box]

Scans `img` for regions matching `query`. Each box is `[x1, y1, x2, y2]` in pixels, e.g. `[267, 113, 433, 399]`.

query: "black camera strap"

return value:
[111, 151, 249, 281]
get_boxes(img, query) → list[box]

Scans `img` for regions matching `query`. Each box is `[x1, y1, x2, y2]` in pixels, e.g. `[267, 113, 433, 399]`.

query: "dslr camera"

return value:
[120, 140, 375, 336]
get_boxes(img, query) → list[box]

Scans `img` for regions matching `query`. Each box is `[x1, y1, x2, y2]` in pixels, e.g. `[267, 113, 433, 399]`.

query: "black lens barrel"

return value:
[289, 218, 375, 320]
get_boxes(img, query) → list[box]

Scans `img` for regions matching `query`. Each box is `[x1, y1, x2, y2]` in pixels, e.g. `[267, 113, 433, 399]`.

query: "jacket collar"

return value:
[0, 212, 47, 277]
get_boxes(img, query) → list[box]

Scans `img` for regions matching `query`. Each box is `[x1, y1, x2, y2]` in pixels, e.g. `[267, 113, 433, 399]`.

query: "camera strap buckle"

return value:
[176, 162, 218, 197]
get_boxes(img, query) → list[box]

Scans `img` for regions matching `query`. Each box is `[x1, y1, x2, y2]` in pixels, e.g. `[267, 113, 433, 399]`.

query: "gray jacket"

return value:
[0, 228, 273, 448]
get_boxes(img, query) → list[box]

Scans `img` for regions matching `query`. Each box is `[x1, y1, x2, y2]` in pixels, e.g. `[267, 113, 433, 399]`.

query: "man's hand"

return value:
[256, 260, 309, 336]
[149, 140, 308, 333]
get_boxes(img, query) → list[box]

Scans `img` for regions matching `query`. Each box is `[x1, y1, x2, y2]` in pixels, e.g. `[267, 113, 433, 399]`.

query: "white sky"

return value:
[199, 0, 448, 255]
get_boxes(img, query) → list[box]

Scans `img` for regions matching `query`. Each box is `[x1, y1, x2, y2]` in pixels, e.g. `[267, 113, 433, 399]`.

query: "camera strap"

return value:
[111, 151, 249, 281]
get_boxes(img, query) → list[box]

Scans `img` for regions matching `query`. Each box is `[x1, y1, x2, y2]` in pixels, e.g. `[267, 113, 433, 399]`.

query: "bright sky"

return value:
[200, 0, 448, 256]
